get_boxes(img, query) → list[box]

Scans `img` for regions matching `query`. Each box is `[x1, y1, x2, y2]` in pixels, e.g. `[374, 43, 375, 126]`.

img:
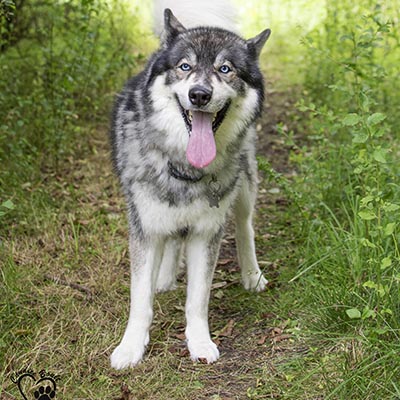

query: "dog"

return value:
[109, 0, 270, 369]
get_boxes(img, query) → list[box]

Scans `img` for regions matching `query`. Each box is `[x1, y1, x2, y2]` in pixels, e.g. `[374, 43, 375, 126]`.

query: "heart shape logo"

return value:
[17, 373, 57, 400]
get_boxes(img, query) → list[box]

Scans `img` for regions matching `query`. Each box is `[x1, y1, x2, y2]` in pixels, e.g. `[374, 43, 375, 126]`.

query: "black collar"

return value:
[167, 161, 204, 183]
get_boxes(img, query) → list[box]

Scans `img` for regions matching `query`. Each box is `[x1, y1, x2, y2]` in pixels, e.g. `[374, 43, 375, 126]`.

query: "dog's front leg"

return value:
[185, 230, 222, 363]
[110, 234, 164, 370]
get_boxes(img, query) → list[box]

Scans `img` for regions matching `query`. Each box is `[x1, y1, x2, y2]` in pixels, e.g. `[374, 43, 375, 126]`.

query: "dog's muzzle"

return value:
[175, 93, 231, 169]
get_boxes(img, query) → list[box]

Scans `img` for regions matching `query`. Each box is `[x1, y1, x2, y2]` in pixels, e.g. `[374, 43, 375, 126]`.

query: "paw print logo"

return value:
[13, 371, 58, 400]
[34, 385, 56, 399]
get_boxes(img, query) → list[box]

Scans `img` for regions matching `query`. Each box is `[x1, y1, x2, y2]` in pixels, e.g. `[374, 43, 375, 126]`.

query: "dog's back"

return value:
[153, 0, 238, 35]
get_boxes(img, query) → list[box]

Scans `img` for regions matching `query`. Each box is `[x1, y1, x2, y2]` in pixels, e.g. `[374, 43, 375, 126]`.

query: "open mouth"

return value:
[176, 98, 231, 169]
[179, 101, 231, 135]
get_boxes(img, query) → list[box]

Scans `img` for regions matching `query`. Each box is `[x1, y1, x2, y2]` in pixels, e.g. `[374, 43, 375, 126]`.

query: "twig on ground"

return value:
[44, 274, 93, 298]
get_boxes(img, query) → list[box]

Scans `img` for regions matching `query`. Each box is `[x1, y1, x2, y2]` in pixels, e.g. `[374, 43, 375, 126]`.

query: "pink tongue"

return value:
[186, 111, 216, 169]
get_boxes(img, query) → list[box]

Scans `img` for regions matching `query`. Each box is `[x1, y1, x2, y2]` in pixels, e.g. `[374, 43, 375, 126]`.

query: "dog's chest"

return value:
[132, 179, 239, 235]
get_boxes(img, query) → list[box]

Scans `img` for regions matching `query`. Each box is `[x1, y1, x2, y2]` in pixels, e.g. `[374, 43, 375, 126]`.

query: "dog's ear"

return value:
[247, 29, 271, 58]
[162, 9, 186, 47]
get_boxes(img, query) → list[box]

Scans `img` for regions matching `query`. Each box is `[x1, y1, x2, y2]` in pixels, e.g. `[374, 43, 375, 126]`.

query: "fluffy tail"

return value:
[153, 0, 238, 36]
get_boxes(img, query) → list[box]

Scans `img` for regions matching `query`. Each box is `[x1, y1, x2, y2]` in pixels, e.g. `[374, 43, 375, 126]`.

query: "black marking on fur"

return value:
[124, 91, 136, 113]
[213, 100, 231, 132]
[207, 225, 225, 269]
[168, 161, 204, 182]
[239, 153, 254, 184]
[179, 227, 189, 238]
[220, 174, 240, 199]
[127, 200, 144, 239]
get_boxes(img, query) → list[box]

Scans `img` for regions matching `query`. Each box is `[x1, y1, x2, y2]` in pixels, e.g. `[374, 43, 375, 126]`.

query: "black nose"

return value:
[188, 85, 212, 107]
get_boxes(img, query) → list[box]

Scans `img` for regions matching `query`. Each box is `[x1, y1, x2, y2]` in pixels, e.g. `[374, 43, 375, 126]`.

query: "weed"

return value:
[269, 1, 400, 397]
[0, 0, 141, 229]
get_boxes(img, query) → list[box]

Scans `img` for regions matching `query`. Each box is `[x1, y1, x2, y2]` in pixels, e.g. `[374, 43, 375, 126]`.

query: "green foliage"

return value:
[302, 1, 400, 128]
[0, 0, 143, 229]
[0, 0, 16, 49]
[283, 0, 400, 372]
[1, 1, 399, 397]
[268, 1, 400, 396]
[0, 199, 14, 219]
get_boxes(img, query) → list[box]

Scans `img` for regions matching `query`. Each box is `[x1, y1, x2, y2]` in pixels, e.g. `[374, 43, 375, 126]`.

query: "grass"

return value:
[0, 122, 299, 399]
[0, 119, 285, 398]
[2, 0, 400, 399]
[3, 85, 397, 399]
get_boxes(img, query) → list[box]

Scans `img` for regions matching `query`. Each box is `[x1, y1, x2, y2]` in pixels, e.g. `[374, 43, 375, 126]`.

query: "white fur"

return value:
[185, 234, 220, 363]
[235, 171, 268, 291]
[156, 238, 182, 292]
[149, 75, 189, 155]
[153, 0, 239, 35]
[111, 236, 164, 369]
[133, 184, 233, 235]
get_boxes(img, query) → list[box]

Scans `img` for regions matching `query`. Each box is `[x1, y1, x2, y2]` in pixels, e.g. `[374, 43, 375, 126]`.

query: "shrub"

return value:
[293, 0, 400, 337]
[0, 0, 142, 228]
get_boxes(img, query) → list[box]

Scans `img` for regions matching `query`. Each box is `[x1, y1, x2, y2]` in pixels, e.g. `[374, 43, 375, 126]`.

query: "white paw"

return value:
[155, 279, 177, 293]
[242, 271, 268, 292]
[187, 339, 220, 364]
[110, 341, 146, 370]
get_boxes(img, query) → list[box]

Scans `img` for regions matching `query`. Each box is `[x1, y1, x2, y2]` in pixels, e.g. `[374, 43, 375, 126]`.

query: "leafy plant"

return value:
[0, 199, 14, 218]
[281, 1, 400, 395]
[0, 0, 142, 230]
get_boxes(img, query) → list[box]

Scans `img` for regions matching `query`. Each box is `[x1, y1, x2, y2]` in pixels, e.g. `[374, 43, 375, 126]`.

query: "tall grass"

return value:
[277, 0, 400, 396]
[296, 0, 400, 322]
[0, 0, 145, 230]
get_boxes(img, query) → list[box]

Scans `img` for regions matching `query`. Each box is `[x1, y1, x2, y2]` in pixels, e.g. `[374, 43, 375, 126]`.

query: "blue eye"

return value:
[219, 65, 232, 74]
[180, 63, 192, 71]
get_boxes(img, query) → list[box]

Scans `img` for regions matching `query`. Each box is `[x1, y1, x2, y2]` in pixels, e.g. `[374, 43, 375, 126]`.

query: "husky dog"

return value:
[109, 1, 270, 369]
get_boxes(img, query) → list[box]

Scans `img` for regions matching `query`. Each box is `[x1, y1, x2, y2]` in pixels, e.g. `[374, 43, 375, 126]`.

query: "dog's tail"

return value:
[153, 0, 238, 36]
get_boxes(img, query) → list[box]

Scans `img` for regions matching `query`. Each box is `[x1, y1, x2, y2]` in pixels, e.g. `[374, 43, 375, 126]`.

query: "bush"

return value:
[292, 0, 400, 338]
[0, 0, 142, 228]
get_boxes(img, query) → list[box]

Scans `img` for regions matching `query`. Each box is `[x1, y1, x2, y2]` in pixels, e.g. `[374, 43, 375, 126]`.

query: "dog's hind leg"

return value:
[234, 172, 268, 292]
[156, 238, 183, 292]
[110, 233, 165, 370]
[185, 229, 222, 363]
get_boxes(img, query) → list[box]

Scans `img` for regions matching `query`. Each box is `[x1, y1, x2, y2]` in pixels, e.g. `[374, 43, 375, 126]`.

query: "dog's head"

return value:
[148, 9, 270, 169]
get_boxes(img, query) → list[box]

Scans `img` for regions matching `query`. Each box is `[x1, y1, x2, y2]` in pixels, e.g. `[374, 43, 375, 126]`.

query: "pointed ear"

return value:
[247, 28, 271, 58]
[162, 9, 186, 47]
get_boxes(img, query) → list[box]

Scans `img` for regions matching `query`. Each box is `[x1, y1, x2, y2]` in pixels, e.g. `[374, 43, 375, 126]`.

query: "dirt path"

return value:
[88, 82, 301, 400]
[191, 84, 301, 400]
[218, 81, 298, 277]
[106, 84, 301, 400]
[259, 83, 295, 172]
[2, 80, 302, 400]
